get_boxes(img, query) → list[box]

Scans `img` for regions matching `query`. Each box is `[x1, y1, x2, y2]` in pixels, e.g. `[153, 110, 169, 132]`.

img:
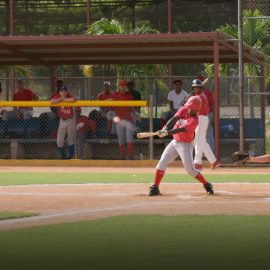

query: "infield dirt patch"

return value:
[0, 166, 270, 231]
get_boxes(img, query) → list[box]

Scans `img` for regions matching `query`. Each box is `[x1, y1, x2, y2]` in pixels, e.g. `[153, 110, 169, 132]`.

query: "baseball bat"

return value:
[202, 77, 209, 87]
[137, 131, 159, 139]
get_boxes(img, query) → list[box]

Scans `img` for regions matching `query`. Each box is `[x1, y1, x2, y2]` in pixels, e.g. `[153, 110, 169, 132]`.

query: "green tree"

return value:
[204, 9, 270, 117]
[80, 18, 168, 79]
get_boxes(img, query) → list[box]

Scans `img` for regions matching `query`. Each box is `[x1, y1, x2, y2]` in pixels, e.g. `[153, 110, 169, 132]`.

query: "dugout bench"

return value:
[0, 117, 265, 161]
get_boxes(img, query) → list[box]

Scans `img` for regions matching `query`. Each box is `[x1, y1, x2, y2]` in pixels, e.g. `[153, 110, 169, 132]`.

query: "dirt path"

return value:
[1, 166, 270, 231]
[1, 182, 270, 231]
[1, 166, 270, 174]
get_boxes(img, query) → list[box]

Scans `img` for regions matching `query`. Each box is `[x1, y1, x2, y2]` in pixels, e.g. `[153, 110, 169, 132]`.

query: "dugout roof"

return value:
[0, 31, 265, 66]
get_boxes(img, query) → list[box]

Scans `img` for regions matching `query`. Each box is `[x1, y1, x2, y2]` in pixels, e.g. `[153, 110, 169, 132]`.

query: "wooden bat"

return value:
[201, 77, 209, 87]
[137, 131, 159, 139]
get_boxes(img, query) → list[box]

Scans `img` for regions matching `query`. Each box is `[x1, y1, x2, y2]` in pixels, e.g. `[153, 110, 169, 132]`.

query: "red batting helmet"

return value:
[185, 96, 202, 111]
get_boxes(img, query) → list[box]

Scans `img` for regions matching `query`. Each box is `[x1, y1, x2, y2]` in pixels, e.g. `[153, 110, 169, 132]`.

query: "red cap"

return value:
[184, 96, 202, 111]
[118, 79, 127, 87]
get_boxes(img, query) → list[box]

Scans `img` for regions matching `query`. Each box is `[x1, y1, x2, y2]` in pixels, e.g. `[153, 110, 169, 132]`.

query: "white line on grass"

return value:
[2, 182, 270, 188]
[0, 199, 269, 227]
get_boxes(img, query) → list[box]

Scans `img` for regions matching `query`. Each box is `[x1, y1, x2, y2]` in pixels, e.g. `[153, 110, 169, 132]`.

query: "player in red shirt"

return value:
[76, 107, 96, 159]
[192, 79, 220, 170]
[2, 78, 38, 121]
[49, 79, 64, 118]
[149, 96, 214, 196]
[51, 86, 76, 159]
[114, 79, 136, 160]
[97, 81, 116, 134]
[97, 81, 116, 101]
[197, 76, 215, 152]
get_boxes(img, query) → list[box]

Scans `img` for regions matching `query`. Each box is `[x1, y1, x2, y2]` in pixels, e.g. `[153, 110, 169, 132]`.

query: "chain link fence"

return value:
[0, 75, 267, 161]
[0, 0, 237, 35]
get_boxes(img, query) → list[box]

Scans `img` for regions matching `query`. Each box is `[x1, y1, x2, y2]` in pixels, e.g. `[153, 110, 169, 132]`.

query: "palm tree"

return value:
[204, 9, 270, 117]
[80, 18, 168, 79]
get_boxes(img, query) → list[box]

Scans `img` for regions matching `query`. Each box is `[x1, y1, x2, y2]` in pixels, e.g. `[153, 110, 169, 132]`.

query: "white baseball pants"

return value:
[57, 118, 75, 147]
[156, 140, 199, 177]
[116, 119, 136, 145]
[194, 115, 216, 165]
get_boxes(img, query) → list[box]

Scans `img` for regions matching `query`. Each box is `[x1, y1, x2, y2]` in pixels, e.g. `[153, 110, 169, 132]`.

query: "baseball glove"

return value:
[231, 151, 249, 164]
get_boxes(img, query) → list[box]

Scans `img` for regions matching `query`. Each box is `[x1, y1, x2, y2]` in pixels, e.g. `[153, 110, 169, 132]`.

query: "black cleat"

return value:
[149, 185, 161, 196]
[204, 182, 214, 195]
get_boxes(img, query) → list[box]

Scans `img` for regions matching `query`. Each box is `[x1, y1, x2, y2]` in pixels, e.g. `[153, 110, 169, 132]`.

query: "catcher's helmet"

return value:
[185, 96, 202, 111]
[192, 79, 203, 87]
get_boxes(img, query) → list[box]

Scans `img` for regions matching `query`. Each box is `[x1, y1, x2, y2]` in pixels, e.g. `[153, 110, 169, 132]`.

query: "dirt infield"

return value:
[1, 166, 270, 231]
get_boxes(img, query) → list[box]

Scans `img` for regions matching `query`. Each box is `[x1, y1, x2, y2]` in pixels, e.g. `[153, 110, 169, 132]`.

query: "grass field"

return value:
[0, 215, 270, 270]
[0, 172, 270, 185]
[0, 211, 38, 220]
[1, 171, 270, 269]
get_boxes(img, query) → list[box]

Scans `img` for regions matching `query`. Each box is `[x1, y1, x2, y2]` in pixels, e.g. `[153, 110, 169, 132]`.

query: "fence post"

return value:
[149, 95, 154, 160]
[73, 107, 77, 159]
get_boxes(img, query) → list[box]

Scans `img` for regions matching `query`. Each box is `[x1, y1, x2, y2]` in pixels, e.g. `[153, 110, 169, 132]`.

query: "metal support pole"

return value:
[50, 66, 56, 95]
[149, 95, 154, 160]
[73, 107, 78, 159]
[9, 0, 14, 35]
[238, 0, 244, 151]
[213, 38, 220, 159]
[86, 0, 91, 26]
[168, 0, 172, 33]
[260, 65, 266, 153]
[131, 0, 136, 31]
[168, 0, 172, 89]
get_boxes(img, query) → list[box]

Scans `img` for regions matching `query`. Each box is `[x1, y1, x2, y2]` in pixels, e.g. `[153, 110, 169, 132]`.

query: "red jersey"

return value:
[201, 88, 214, 112]
[195, 92, 209, 116]
[53, 92, 74, 119]
[13, 89, 37, 110]
[173, 106, 198, 142]
[97, 91, 116, 100]
[76, 115, 96, 133]
[114, 92, 133, 121]
[50, 91, 58, 99]
[13, 89, 37, 101]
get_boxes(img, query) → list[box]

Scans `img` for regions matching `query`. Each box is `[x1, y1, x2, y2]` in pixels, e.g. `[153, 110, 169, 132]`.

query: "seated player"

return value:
[2, 78, 39, 121]
[76, 107, 96, 159]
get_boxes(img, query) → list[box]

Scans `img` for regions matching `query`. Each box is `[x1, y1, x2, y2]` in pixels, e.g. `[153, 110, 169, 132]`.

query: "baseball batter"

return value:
[51, 86, 76, 159]
[149, 96, 214, 196]
[192, 79, 220, 170]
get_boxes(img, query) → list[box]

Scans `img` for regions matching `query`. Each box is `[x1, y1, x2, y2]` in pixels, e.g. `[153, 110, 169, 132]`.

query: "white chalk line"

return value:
[1, 189, 270, 197]
[1, 182, 270, 188]
[0, 191, 139, 197]
[0, 198, 270, 227]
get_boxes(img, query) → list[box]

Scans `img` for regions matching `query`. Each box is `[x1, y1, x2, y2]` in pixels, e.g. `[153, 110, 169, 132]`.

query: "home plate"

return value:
[176, 195, 204, 199]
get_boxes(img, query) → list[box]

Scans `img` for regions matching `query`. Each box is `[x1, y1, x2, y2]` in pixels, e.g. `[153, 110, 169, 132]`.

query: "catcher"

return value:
[232, 151, 270, 164]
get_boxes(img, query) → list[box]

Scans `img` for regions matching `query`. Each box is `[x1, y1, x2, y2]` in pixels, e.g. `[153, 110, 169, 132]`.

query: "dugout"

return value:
[0, 31, 267, 160]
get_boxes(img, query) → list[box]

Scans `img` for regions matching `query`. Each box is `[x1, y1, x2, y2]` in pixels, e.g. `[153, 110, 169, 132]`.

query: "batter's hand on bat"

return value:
[158, 129, 168, 138]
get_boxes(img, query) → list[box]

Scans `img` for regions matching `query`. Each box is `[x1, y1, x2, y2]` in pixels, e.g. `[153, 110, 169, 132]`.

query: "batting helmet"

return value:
[185, 96, 202, 111]
[192, 79, 203, 87]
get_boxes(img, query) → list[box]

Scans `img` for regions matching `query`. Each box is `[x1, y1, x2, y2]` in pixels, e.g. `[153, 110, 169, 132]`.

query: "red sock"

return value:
[154, 169, 165, 187]
[119, 145, 125, 158]
[127, 143, 133, 156]
[195, 173, 207, 185]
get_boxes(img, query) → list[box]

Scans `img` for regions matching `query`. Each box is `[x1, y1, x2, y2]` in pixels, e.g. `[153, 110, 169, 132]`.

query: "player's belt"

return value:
[61, 118, 71, 121]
